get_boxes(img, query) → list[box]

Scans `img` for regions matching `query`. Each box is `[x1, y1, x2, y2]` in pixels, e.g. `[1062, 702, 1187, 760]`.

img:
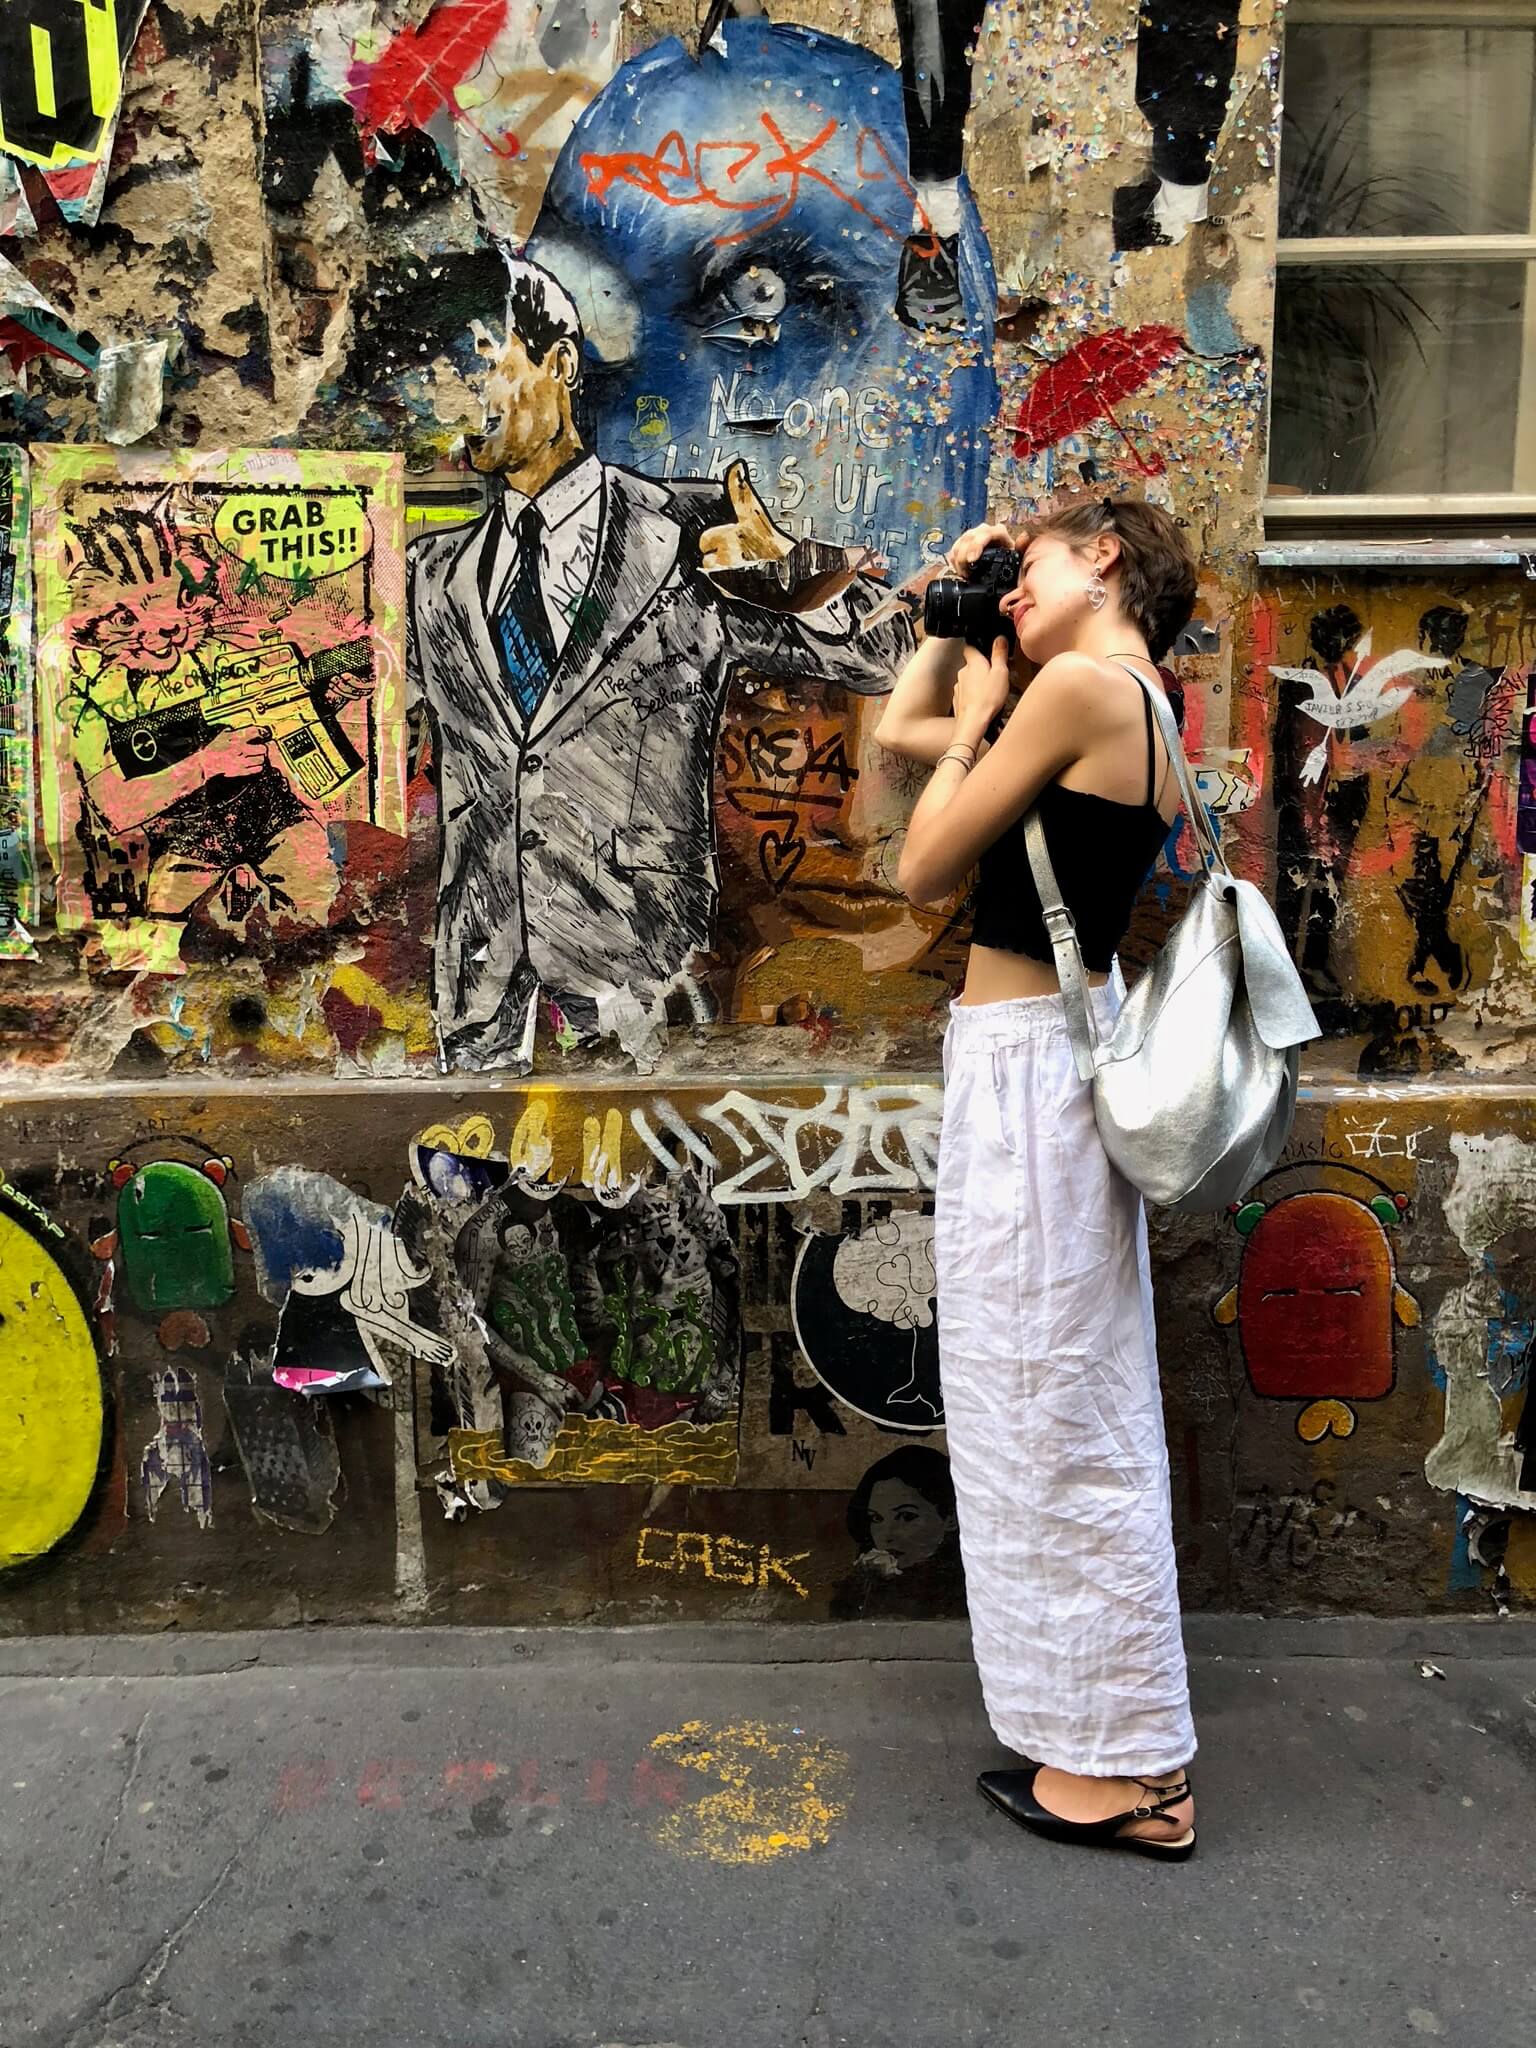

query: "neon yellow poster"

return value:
[0, 0, 151, 170]
[34, 447, 406, 971]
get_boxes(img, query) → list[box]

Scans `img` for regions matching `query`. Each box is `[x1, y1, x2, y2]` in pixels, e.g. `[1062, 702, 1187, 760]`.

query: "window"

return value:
[1268, 0, 1536, 526]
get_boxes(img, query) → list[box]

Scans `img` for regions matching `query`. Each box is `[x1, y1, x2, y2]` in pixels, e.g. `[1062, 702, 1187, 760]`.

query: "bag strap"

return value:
[1113, 659, 1230, 881]
[1019, 660, 1224, 1086]
[1022, 810, 1100, 1083]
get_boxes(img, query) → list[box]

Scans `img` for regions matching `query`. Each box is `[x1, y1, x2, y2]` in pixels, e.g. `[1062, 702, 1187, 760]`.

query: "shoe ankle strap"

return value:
[1130, 1775, 1190, 1819]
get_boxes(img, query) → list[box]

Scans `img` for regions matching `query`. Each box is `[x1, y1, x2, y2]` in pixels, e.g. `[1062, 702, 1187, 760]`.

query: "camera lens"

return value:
[923, 576, 967, 640]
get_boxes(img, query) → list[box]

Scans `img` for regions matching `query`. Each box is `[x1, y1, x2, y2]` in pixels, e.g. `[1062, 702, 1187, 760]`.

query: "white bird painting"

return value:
[1269, 631, 1442, 786]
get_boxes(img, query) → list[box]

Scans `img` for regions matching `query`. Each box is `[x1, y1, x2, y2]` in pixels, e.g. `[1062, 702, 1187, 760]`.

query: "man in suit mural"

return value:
[407, 256, 913, 1073]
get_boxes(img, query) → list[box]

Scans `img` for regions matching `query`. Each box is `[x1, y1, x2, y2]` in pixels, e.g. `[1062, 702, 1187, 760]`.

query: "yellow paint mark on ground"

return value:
[649, 1720, 849, 1866]
[0, 1211, 104, 1571]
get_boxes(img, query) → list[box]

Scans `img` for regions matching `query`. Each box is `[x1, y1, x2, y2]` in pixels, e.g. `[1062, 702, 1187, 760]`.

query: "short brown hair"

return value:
[1026, 495, 1198, 662]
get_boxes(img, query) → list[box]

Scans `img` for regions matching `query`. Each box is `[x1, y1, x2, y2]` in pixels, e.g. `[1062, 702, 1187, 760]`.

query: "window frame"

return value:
[1266, 0, 1536, 530]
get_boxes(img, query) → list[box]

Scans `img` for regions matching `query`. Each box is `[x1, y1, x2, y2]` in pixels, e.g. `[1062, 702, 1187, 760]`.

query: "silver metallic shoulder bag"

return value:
[1023, 664, 1320, 1213]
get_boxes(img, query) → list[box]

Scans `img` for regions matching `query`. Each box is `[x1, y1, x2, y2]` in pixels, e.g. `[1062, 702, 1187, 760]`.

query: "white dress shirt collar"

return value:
[499, 453, 603, 534]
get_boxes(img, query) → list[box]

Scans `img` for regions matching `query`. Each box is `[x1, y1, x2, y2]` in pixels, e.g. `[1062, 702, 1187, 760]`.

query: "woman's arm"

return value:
[897, 644, 1101, 907]
[872, 631, 968, 765]
[873, 522, 1022, 765]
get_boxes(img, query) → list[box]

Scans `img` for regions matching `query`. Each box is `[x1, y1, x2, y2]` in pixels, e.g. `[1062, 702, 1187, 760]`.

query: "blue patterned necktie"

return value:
[494, 501, 557, 720]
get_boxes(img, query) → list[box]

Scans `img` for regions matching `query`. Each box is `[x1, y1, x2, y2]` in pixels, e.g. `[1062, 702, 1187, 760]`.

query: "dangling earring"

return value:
[1085, 574, 1107, 612]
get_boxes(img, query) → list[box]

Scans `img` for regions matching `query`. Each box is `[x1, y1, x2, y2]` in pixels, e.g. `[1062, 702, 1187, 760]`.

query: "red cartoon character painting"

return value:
[1213, 1165, 1420, 1441]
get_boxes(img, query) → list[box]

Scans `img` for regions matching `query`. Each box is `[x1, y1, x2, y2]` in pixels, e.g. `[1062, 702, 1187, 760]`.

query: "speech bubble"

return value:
[212, 489, 373, 581]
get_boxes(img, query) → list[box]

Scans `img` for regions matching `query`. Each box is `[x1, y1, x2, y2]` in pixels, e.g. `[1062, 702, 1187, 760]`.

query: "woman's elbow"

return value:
[897, 847, 949, 908]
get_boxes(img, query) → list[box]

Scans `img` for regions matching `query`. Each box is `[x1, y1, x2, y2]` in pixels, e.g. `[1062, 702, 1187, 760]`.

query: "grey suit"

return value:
[407, 463, 914, 1071]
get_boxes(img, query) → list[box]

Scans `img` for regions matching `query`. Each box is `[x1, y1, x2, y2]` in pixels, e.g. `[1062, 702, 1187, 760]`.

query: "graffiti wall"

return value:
[2, 1081, 1531, 1628]
[1243, 573, 1536, 1075]
[0, 0, 1533, 1632]
[0, 0, 1282, 1079]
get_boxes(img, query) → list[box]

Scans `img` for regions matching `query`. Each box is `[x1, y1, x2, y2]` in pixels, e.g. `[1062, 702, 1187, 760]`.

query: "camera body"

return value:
[922, 541, 1022, 653]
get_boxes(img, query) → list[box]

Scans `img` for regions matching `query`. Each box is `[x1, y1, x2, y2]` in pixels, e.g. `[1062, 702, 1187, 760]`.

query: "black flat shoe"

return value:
[977, 1766, 1197, 1862]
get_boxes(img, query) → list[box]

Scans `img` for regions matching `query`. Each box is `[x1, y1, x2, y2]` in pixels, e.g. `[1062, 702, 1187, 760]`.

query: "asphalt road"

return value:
[1, 1619, 1533, 2048]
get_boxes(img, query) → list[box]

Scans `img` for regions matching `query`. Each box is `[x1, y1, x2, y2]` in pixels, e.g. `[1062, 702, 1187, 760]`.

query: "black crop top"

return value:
[971, 667, 1175, 972]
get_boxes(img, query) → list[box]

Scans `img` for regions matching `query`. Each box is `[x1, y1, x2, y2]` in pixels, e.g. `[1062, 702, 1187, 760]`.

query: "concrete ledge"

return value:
[1, 1613, 1534, 1678]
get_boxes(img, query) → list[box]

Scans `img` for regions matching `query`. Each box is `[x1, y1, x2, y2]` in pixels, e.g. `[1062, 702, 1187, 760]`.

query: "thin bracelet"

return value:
[938, 743, 976, 771]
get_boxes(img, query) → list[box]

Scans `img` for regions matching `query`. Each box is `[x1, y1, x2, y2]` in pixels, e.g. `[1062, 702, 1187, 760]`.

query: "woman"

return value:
[829, 1445, 964, 1620]
[875, 496, 1200, 1862]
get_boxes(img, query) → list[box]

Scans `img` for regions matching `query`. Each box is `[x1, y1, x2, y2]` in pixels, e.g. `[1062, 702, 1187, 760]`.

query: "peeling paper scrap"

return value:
[595, 985, 664, 1073]
[0, 253, 98, 387]
[43, 141, 115, 229]
[0, 251, 63, 319]
[95, 336, 169, 446]
[0, 158, 35, 237]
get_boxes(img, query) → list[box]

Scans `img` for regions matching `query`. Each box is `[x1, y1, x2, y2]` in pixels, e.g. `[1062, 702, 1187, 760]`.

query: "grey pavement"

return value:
[1, 1619, 1534, 2048]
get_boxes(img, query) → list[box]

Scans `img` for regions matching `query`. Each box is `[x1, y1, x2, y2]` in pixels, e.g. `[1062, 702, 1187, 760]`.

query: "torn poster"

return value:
[262, 0, 623, 248]
[0, 251, 97, 391]
[0, 155, 34, 235]
[32, 446, 406, 972]
[223, 1349, 342, 1533]
[0, 445, 36, 954]
[140, 1365, 214, 1529]
[0, 0, 152, 171]
[245, 1166, 455, 1396]
[42, 134, 113, 226]
[411, 1166, 743, 1488]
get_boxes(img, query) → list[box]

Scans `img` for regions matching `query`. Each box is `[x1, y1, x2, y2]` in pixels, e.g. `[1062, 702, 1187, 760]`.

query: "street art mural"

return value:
[409, 1159, 743, 1498]
[139, 1362, 213, 1529]
[407, 251, 913, 1071]
[829, 1445, 963, 1619]
[3, 0, 1535, 1637]
[1213, 1165, 1421, 1442]
[527, 14, 998, 584]
[1245, 580, 1535, 1070]
[792, 1205, 942, 1431]
[33, 447, 406, 972]
[1113, 3, 1242, 251]
[245, 1165, 456, 1397]
[6, 1082, 1536, 1621]
[0, 1188, 107, 1574]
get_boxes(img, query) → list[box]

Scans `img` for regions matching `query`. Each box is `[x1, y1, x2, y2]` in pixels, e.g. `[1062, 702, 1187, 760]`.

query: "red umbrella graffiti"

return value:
[1013, 324, 1185, 473]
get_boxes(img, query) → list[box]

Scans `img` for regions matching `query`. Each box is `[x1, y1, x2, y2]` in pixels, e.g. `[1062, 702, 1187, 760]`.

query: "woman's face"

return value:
[865, 1479, 955, 1569]
[1001, 532, 1109, 665]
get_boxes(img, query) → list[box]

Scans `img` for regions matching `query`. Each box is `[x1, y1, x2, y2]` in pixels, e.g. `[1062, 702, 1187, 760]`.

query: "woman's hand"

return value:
[945, 521, 1023, 573]
[951, 636, 1013, 747]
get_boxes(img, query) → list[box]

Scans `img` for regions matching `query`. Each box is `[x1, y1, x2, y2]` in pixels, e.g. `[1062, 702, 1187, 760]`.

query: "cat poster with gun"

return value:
[34, 447, 405, 971]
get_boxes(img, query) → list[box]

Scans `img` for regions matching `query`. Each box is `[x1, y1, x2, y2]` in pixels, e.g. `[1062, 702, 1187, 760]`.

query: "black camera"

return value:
[922, 541, 1022, 652]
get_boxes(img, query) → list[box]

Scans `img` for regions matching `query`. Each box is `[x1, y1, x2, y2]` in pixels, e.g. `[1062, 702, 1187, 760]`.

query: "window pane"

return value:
[1281, 26, 1536, 239]
[1269, 262, 1534, 497]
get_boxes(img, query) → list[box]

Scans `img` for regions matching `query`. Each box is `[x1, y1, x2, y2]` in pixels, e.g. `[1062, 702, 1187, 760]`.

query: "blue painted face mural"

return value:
[527, 17, 998, 584]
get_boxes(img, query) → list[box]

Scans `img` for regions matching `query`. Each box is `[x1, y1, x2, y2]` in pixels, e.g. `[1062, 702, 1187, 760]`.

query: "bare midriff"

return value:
[957, 940, 1111, 1007]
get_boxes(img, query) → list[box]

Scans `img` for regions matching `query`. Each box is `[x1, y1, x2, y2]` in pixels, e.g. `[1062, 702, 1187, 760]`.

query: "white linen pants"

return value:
[935, 984, 1196, 1777]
